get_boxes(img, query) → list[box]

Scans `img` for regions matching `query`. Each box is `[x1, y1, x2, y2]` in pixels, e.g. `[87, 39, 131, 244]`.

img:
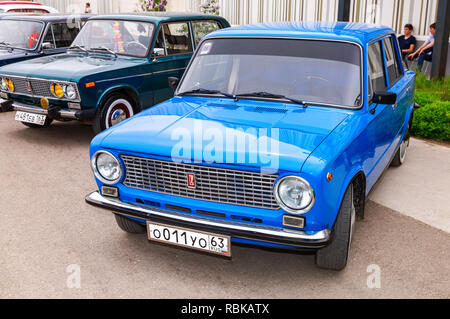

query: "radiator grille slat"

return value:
[121, 155, 279, 210]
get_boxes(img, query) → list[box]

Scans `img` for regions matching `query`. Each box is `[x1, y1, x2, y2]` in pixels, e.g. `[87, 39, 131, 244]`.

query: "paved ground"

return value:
[0, 112, 449, 299]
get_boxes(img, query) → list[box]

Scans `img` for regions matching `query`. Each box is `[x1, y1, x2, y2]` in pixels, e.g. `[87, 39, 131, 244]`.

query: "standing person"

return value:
[398, 24, 416, 65]
[84, 2, 92, 14]
[408, 23, 436, 71]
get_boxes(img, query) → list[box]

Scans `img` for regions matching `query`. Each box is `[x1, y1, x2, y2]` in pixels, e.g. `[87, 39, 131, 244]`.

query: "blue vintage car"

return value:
[0, 13, 230, 131]
[0, 14, 90, 111]
[85, 22, 415, 270]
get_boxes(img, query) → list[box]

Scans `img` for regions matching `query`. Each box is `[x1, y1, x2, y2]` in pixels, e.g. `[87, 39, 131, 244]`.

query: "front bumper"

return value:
[12, 101, 96, 121]
[0, 97, 13, 112]
[85, 191, 332, 249]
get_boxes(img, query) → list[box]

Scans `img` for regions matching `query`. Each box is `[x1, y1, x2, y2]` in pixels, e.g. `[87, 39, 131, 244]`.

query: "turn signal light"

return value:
[283, 215, 305, 229]
[85, 82, 95, 88]
[101, 186, 119, 197]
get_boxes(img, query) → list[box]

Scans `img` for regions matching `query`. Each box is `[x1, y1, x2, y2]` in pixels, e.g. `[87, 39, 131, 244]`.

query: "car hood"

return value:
[97, 97, 350, 173]
[0, 49, 37, 66]
[0, 52, 145, 82]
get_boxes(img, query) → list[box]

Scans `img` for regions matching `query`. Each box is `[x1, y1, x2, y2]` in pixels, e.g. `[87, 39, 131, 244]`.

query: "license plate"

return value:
[15, 111, 46, 125]
[147, 222, 231, 257]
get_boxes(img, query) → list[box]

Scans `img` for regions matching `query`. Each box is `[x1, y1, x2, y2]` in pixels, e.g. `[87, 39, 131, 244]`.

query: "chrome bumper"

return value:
[85, 191, 331, 248]
[13, 101, 78, 119]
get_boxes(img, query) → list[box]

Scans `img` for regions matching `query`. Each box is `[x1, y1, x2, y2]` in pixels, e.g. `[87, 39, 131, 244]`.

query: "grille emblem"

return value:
[26, 81, 32, 93]
[187, 173, 196, 189]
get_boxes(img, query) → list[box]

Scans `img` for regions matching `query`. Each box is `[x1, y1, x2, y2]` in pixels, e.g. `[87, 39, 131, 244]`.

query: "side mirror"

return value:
[42, 42, 55, 50]
[153, 48, 164, 57]
[168, 77, 179, 90]
[372, 92, 397, 105]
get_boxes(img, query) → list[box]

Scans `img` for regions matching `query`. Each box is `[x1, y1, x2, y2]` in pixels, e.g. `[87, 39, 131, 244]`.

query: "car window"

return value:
[51, 22, 81, 48]
[179, 38, 362, 108]
[72, 20, 154, 57]
[8, 9, 49, 13]
[158, 22, 193, 56]
[192, 20, 221, 46]
[383, 37, 402, 86]
[0, 20, 44, 50]
[368, 41, 387, 94]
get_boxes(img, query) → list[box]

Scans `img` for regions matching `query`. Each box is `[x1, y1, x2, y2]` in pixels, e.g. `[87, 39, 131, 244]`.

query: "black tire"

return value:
[93, 93, 135, 135]
[391, 123, 411, 167]
[21, 118, 53, 128]
[114, 214, 146, 234]
[315, 185, 355, 271]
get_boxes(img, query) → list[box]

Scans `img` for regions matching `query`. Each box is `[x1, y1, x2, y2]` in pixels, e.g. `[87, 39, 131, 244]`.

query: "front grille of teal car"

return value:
[0, 75, 80, 101]
[120, 155, 280, 210]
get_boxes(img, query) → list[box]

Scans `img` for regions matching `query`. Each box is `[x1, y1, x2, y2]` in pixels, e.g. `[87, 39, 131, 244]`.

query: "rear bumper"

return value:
[12, 101, 96, 121]
[85, 191, 332, 249]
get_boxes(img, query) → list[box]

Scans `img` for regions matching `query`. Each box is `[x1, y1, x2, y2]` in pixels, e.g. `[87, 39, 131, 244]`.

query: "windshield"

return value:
[0, 20, 44, 50]
[178, 38, 362, 108]
[71, 20, 154, 57]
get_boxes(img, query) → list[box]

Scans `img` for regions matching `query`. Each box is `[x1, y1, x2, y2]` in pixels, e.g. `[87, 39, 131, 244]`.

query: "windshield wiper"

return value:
[68, 45, 88, 53]
[178, 88, 236, 100]
[235, 91, 307, 107]
[88, 46, 117, 57]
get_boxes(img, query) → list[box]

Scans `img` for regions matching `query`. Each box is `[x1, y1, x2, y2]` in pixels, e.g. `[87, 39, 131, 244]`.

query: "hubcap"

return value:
[110, 108, 127, 126]
[106, 99, 133, 129]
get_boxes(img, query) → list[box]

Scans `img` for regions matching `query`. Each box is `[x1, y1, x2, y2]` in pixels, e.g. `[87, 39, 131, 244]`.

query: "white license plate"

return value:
[147, 222, 231, 257]
[15, 111, 47, 125]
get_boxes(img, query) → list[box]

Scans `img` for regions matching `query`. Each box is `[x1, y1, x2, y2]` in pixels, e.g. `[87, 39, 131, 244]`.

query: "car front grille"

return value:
[121, 155, 280, 210]
[1, 75, 80, 101]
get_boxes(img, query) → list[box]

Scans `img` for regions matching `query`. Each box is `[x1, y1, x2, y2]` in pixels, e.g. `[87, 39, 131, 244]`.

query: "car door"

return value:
[41, 21, 82, 55]
[364, 39, 398, 189]
[383, 35, 413, 142]
[150, 21, 194, 106]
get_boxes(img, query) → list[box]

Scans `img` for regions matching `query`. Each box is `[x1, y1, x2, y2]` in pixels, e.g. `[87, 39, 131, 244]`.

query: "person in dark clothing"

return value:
[398, 24, 416, 65]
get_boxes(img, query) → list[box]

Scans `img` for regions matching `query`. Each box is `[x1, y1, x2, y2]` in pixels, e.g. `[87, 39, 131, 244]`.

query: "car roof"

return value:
[205, 21, 394, 45]
[1, 13, 92, 22]
[90, 12, 228, 24]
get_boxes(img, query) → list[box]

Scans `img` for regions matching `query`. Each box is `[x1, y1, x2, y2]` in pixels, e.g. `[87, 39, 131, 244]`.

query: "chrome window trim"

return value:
[176, 35, 365, 110]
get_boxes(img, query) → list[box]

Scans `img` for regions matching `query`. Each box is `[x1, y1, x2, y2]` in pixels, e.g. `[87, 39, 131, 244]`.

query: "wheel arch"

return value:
[98, 85, 140, 114]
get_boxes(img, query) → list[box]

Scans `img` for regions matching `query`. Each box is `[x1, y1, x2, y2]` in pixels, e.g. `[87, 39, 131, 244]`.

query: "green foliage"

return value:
[411, 75, 450, 141]
[411, 100, 450, 141]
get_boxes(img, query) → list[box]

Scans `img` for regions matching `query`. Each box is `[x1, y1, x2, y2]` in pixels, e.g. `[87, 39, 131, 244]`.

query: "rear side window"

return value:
[368, 41, 387, 94]
[383, 37, 402, 86]
[192, 20, 221, 46]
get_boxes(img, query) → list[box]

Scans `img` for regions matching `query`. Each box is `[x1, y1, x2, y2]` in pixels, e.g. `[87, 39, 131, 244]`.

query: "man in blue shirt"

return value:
[408, 23, 436, 71]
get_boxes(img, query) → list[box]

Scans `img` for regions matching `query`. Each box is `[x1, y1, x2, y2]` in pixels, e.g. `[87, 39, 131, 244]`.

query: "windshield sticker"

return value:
[113, 22, 124, 53]
[27, 30, 40, 48]
[199, 42, 212, 55]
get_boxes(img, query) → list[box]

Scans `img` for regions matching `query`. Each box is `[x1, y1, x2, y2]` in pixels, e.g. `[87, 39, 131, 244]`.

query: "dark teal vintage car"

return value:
[0, 13, 229, 132]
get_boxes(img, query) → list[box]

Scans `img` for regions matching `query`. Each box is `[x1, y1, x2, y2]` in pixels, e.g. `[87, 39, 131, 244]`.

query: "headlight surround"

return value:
[1, 78, 7, 91]
[65, 84, 77, 100]
[274, 176, 315, 214]
[91, 151, 123, 185]
[50, 83, 64, 98]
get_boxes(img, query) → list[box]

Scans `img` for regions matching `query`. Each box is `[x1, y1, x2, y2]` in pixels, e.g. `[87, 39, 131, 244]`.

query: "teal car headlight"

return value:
[64, 84, 77, 100]
[91, 151, 123, 185]
[1, 77, 7, 91]
[274, 176, 315, 214]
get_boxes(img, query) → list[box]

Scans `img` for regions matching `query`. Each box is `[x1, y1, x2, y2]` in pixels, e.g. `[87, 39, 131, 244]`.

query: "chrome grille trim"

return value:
[121, 155, 280, 210]
[0, 74, 80, 102]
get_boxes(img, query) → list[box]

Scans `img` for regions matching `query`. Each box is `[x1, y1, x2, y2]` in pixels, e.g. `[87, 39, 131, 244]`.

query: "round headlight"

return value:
[6, 78, 14, 92]
[1, 78, 7, 91]
[65, 84, 77, 100]
[274, 176, 315, 214]
[91, 151, 123, 185]
[50, 83, 64, 98]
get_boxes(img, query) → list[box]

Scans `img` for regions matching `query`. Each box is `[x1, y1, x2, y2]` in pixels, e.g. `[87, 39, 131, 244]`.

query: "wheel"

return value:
[391, 123, 411, 167]
[93, 93, 135, 134]
[21, 118, 53, 128]
[315, 184, 356, 270]
[114, 214, 146, 234]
